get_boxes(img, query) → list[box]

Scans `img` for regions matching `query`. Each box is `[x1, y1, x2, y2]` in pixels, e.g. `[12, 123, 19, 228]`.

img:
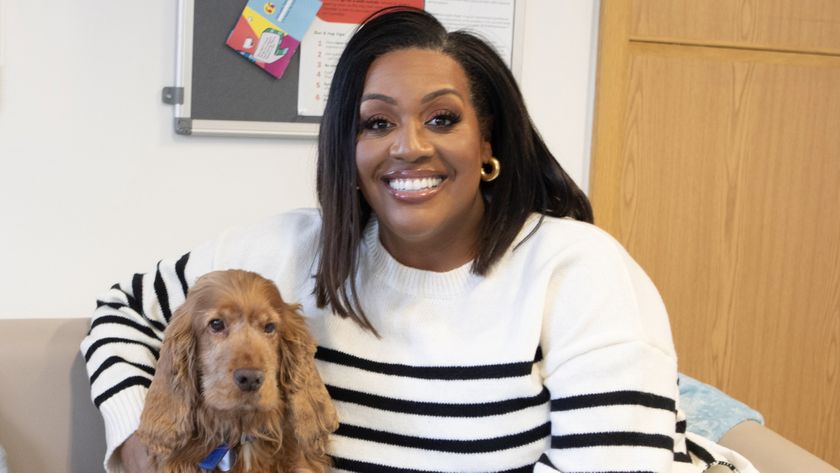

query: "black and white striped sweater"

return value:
[81, 209, 757, 473]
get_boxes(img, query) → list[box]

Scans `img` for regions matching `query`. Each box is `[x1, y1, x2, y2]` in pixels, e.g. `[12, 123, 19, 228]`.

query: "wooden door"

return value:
[590, 0, 840, 466]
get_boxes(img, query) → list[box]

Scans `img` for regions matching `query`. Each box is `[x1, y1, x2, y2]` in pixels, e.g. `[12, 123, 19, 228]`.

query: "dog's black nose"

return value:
[233, 368, 264, 392]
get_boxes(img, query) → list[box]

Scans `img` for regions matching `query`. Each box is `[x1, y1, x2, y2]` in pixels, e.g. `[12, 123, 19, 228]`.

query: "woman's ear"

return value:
[481, 139, 493, 164]
[137, 303, 199, 459]
[479, 113, 494, 152]
[277, 303, 339, 460]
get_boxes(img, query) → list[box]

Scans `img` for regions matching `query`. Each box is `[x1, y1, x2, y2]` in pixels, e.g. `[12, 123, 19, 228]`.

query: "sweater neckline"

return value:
[362, 217, 480, 298]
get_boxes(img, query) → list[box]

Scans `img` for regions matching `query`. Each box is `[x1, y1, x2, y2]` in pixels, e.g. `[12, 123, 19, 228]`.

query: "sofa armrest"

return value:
[719, 421, 838, 473]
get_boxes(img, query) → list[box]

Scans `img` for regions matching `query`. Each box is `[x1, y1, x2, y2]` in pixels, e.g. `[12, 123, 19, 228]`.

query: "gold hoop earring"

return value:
[480, 157, 500, 182]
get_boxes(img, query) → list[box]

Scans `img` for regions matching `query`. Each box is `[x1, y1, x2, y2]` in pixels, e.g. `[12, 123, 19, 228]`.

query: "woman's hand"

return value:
[120, 433, 153, 473]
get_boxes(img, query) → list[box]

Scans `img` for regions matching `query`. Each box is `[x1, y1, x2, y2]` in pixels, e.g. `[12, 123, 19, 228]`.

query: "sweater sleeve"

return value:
[79, 239, 217, 473]
[535, 235, 681, 473]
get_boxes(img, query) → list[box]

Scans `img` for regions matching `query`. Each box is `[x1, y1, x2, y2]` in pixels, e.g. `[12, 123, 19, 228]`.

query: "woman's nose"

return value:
[390, 121, 433, 161]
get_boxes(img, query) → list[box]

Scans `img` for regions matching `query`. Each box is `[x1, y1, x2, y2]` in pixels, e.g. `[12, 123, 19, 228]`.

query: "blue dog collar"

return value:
[198, 443, 233, 472]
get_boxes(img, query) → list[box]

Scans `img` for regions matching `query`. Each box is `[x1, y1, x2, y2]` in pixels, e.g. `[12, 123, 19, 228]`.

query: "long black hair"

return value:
[315, 7, 593, 332]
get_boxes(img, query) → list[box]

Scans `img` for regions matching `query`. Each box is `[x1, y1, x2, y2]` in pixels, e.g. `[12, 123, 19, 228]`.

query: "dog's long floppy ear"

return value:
[277, 302, 340, 460]
[137, 301, 200, 459]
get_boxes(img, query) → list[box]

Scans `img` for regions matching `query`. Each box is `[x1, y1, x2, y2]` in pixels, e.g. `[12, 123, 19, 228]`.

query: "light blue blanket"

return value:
[679, 373, 765, 441]
[0, 443, 7, 473]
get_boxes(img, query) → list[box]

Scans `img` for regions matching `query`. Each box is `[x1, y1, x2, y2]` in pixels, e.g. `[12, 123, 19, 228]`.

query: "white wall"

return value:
[0, 0, 599, 319]
[521, 1, 599, 193]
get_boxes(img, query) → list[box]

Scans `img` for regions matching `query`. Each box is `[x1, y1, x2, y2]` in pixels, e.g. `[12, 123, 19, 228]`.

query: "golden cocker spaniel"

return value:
[137, 270, 338, 473]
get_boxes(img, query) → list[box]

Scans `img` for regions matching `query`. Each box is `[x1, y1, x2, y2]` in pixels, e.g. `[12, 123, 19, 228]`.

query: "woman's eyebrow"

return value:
[360, 88, 462, 105]
[421, 88, 461, 103]
[360, 93, 396, 104]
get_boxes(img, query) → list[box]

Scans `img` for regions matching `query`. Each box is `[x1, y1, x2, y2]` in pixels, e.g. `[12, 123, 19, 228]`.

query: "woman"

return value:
[82, 7, 757, 473]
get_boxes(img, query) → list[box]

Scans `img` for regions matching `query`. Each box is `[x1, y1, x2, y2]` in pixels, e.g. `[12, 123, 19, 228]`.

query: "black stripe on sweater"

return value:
[335, 422, 550, 454]
[331, 457, 534, 473]
[91, 301, 153, 335]
[175, 252, 190, 295]
[130, 274, 144, 315]
[686, 437, 716, 465]
[552, 431, 674, 451]
[88, 315, 162, 341]
[84, 337, 160, 363]
[93, 376, 152, 408]
[536, 453, 556, 468]
[326, 385, 549, 417]
[154, 262, 173, 322]
[675, 451, 692, 463]
[551, 391, 676, 413]
[89, 355, 155, 384]
[96, 300, 128, 310]
[316, 347, 533, 380]
[676, 419, 687, 434]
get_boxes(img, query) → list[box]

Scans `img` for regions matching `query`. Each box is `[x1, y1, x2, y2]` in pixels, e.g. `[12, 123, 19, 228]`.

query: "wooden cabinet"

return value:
[591, 1, 840, 466]
[631, 0, 840, 54]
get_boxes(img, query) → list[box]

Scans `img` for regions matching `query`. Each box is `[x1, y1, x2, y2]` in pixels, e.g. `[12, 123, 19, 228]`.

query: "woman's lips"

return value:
[381, 171, 447, 202]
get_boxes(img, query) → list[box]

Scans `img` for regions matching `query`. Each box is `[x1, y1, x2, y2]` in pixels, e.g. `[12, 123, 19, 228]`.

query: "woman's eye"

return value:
[209, 319, 225, 332]
[427, 112, 460, 128]
[362, 117, 393, 131]
[264, 323, 276, 334]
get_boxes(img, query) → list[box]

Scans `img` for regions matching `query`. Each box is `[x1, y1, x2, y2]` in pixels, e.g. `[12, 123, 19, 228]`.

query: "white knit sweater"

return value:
[81, 208, 757, 473]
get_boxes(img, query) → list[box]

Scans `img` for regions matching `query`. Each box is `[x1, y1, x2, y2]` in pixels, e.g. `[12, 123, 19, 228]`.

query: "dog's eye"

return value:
[209, 319, 225, 332]
[264, 323, 276, 334]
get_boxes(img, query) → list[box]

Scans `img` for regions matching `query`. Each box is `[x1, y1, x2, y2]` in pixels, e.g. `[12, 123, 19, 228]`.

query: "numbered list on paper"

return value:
[297, 17, 353, 116]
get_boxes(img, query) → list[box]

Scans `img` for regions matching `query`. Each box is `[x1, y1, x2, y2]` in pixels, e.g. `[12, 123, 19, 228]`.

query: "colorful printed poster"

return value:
[226, 0, 323, 79]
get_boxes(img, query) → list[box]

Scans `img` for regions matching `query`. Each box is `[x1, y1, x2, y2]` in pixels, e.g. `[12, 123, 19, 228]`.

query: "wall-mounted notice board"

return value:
[165, 0, 525, 138]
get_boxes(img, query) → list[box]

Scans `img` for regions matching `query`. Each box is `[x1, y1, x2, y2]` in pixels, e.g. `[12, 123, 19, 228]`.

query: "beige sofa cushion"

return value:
[721, 420, 838, 473]
[0, 318, 105, 472]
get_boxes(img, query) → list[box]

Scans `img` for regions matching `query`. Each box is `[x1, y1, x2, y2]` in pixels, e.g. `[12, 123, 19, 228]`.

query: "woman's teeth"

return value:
[388, 177, 443, 191]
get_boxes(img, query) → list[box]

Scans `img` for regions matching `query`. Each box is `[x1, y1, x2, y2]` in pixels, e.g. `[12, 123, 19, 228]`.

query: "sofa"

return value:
[0, 318, 836, 473]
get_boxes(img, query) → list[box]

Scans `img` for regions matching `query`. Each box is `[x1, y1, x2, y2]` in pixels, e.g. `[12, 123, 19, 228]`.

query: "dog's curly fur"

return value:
[137, 270, 339, 473]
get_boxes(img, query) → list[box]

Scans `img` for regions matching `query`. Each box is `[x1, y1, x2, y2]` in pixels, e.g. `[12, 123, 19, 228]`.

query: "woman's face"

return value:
[355, 48, 492, 271]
